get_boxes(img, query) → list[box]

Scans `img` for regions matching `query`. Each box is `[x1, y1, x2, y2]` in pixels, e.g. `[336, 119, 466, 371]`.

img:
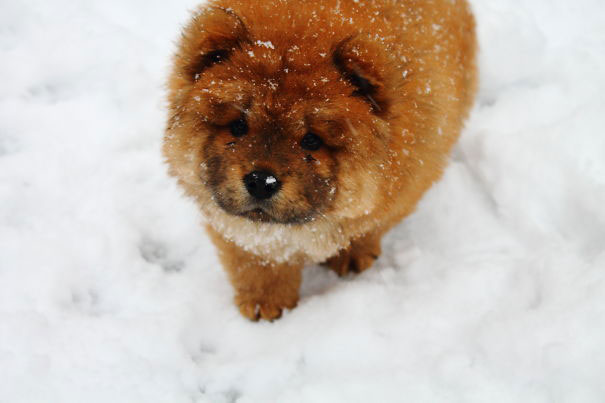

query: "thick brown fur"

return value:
[164, 0, 477, 320]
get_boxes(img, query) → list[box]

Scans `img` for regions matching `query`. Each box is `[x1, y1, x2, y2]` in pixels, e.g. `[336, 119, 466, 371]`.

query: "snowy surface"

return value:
[1, 1, 605, 402]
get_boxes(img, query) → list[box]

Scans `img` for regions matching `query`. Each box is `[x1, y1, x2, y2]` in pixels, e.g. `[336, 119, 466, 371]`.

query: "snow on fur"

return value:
[0, 0, 604, 402]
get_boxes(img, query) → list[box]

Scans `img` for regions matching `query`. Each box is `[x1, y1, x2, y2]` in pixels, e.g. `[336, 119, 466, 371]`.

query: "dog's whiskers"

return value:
[345, 118, 359, 137]
[232, 104, 250, 115]
[366, 94, 381, 111]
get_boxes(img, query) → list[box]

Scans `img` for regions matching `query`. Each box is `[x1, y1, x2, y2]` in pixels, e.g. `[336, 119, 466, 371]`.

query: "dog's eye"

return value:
[300, 132, 323, 151]
[201, 49, 230, 72]
[350, 72, 376, 98]
[206, 49, 228, 65]
[229, 118, 248, 137]
[189, 49, 231, 81]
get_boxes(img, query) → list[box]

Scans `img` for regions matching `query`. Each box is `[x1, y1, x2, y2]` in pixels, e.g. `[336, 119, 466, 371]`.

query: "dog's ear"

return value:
[177, 7, 249, 82]
[333, 36, 391, 114]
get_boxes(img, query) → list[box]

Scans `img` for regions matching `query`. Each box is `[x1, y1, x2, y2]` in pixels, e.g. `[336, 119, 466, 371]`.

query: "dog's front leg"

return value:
[206, 226, 302, 321]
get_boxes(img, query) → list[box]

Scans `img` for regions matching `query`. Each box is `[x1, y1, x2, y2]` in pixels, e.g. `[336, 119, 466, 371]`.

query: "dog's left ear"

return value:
[176, 7, 249, 82]
[333, 36, 392, 114]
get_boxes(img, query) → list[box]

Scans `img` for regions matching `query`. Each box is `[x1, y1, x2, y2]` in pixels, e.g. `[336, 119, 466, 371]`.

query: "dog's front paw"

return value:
[325, 234, 382, 276]
[235, 293, 298, 321]
[325, 247, 378, 276]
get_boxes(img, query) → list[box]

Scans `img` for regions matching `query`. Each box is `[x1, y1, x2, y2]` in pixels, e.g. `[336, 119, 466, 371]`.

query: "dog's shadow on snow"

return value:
[299, 264, 342, 298]
[299, 228, 408, 299]
[300, 222, 416, 299]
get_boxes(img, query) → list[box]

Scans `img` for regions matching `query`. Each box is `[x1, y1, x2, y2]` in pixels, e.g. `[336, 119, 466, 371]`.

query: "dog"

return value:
[164, 0, 477, 320]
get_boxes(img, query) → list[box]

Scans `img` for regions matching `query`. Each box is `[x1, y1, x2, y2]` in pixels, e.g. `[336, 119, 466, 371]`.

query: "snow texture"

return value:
[1, 1, 605, 402]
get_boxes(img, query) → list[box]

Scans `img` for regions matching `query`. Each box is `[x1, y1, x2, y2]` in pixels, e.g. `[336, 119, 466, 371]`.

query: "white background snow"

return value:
[1, 0, 604, 402]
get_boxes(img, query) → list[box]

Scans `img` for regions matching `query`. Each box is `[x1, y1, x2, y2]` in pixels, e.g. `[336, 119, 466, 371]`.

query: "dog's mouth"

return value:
[211, 188, 318, 225]
[212, 193, 288, 224]
[240, 207, 278, 223]
[234, 206, 316, 225]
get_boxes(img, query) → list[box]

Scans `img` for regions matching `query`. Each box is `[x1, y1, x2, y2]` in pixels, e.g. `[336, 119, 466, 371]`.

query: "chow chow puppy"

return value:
[164, 0, 477, 320]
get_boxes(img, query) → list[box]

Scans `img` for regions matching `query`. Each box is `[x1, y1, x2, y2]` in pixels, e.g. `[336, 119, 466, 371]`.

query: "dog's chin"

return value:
[238, 207, 319, 225]
[239, 208, 280, 224]
[212, 192, 319, 225]
[218, 203, 315, 225]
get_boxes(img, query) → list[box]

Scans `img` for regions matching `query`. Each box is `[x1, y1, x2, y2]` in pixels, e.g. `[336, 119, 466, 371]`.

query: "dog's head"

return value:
[164, 4, 403, 225]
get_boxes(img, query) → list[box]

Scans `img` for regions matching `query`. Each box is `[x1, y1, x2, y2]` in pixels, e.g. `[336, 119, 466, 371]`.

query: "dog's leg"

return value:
[206, 226, 302, 321]
[325, 229, 384, 277]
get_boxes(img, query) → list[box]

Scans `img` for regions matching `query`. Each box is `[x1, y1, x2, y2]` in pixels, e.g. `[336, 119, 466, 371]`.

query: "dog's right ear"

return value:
[333, 36, 392, 115]
[177, 7, 249, 82]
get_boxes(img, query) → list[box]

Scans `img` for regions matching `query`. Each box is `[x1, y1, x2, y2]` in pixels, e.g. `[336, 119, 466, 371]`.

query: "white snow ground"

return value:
[1, 0, 605, 402]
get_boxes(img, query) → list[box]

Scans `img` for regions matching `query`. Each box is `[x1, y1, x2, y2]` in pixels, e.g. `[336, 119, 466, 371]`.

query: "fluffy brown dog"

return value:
[164, 0, 477, 320]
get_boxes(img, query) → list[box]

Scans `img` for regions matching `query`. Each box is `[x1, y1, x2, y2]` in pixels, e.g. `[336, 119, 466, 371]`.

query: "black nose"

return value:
[243, 170, 281, 200]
